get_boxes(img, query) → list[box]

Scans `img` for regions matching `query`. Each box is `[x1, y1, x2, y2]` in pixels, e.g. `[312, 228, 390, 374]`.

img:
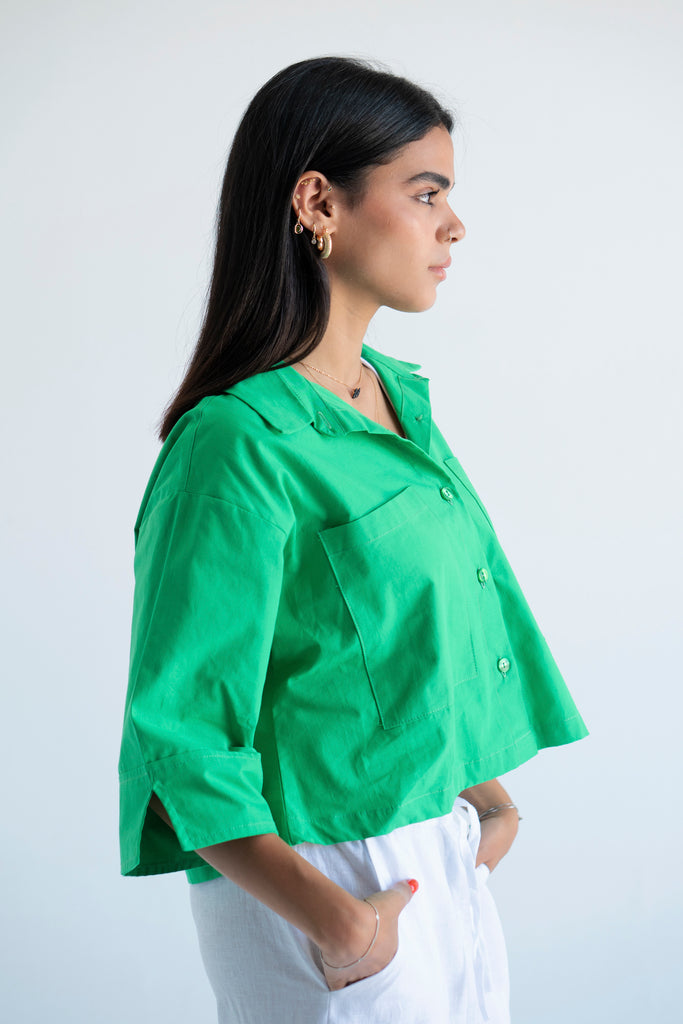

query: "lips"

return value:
[429, 257, 452, 270]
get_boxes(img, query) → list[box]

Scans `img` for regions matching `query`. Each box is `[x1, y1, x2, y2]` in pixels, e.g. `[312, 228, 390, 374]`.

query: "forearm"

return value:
[197, 832, 372, 953]
[148, 793, 371, 958]
[459, 777, 513, 814]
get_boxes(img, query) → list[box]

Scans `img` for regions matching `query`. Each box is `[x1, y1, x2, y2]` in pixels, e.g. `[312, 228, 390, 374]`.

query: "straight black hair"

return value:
[158, 56, 455, 442]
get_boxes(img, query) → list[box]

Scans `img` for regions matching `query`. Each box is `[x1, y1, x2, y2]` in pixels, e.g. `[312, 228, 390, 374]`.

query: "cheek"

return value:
[333, 206, 432, 289]
[375, 209, 424, 243]
[366, 215, 429, 271]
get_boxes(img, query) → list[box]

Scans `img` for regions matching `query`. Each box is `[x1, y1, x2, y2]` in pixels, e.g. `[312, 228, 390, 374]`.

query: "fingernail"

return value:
[407, 878, 419, 893]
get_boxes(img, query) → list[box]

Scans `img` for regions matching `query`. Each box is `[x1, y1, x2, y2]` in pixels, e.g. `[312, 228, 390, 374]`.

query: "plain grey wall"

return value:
[2, 0, 681, 1020]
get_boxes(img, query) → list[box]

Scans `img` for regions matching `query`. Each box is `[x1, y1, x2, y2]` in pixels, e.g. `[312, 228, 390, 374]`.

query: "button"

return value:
[477, 567, 489, 586]
[497, 657, 511, 677]
[440, 486, 454, 503]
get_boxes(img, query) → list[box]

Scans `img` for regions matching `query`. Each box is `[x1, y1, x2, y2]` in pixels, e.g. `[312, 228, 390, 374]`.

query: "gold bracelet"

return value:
[319, 898, 380, 970]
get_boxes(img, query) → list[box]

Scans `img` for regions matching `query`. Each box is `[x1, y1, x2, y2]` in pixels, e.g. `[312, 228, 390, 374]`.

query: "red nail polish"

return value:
[407, 878, 419, 893]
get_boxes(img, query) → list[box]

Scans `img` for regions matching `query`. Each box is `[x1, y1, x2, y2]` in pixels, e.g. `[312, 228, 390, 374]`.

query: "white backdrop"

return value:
[2, 1, 681, 1020]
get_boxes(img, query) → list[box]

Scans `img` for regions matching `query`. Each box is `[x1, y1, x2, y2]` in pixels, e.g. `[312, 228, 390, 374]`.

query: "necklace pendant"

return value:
[351, 387, 361, 399]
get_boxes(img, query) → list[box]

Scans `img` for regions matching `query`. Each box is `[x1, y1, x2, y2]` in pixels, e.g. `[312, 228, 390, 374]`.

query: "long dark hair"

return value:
[158, 56, 455, 442]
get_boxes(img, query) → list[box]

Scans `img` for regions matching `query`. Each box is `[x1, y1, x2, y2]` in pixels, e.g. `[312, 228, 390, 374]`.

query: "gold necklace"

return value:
[300, 360, 363, 399]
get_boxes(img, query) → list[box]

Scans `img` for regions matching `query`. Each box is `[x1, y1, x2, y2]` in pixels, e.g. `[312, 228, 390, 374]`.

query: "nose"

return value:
[447, 212, 466, 243]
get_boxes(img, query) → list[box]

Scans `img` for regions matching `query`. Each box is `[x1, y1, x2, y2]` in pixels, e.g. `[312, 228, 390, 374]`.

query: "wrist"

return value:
[316, 894, 376, 965]
[320, 898, 380, 970]
[478, 802, 521, 824]
[479, 805, 520, 842]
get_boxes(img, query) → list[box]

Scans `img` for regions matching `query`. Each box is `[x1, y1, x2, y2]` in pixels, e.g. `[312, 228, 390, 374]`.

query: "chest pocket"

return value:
[318, 485, 478, 730]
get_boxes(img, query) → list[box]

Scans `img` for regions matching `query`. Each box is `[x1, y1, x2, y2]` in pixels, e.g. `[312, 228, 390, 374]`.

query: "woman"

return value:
[118, 56, 588, 1023]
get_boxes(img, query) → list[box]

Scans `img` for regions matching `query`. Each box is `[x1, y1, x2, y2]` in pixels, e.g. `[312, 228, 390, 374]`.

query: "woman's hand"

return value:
[319, 880, 417, 991]
[182, 825, 418, 995]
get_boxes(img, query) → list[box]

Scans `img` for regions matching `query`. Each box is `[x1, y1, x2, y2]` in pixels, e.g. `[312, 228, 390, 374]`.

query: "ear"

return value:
[291, 173, 336, 237]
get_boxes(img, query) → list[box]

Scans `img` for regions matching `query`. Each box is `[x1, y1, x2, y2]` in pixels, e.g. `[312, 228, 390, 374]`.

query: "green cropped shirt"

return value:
[118, 343, 588, 884]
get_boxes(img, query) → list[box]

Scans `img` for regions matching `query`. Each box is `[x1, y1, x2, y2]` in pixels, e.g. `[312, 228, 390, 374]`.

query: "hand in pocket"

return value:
[320, 879, 418, 992]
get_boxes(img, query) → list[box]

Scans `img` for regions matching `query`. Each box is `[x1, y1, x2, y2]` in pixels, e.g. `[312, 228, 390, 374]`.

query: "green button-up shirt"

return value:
[118, 343, 588, 883]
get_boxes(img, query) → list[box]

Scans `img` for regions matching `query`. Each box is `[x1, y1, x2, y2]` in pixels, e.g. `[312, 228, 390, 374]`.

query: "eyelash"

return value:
[417, 190, 439, 206]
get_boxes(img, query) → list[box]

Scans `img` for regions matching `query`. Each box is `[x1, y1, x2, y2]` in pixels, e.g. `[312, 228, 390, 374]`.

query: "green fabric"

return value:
[118, 343, 588, 883]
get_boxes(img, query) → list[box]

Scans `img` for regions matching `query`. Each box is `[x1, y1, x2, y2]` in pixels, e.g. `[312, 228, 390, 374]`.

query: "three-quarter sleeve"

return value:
[118, 486, 286, 877]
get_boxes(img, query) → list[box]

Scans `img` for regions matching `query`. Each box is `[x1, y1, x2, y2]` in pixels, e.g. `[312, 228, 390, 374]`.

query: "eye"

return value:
[416, 190, 439, 206]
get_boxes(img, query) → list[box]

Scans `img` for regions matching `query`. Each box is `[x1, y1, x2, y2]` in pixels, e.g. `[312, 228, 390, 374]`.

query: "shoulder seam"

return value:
[179, 487, 289, 538]
[144, 487, 288, 538]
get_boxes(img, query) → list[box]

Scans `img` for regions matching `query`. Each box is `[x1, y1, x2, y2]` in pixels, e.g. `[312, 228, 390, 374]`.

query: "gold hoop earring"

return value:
[321, 226, 332, 259]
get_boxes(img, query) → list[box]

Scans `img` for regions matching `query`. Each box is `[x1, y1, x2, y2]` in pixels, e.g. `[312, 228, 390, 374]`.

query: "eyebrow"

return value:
[404, 171, 454, 193]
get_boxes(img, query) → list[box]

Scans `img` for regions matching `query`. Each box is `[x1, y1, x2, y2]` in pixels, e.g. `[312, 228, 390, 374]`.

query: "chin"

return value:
[407, 294, 439, 314]
[386, 289, 439, 314]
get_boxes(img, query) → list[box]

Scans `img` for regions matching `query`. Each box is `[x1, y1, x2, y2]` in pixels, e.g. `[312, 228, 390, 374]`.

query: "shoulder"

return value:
[138, 392, 294, 536]
[186, 391, 275, 458]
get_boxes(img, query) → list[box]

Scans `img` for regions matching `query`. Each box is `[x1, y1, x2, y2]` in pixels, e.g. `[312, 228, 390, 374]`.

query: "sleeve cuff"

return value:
[119, 749, 278, 877]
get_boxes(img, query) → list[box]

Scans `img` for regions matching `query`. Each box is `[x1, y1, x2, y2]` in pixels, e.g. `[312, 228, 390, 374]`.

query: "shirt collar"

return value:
[225, 343, 432, 452]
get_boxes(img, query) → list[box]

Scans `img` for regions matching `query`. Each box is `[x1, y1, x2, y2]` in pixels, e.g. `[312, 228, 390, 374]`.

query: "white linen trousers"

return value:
[188, 797, 510, 1023]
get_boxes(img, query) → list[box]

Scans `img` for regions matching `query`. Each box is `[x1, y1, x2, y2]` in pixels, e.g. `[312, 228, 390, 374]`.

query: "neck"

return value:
[303, 280, 378, 379]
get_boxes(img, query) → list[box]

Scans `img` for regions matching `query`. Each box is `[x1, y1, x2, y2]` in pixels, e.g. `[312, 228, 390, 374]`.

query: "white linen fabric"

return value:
[188, 797, 510, 1023]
